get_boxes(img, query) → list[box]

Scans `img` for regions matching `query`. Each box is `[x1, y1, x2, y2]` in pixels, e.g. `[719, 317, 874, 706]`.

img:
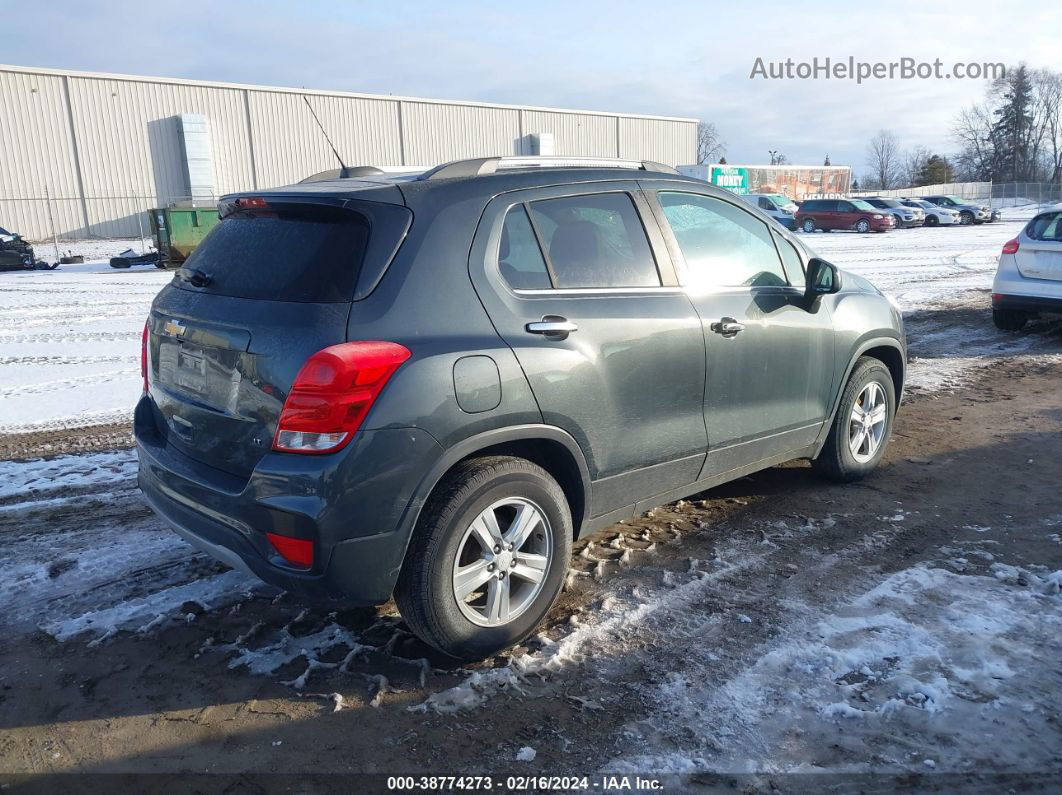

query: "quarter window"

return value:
[498, 205, 552, 289]
[658, 192, 789, 289]
[772, 231, 805, 280]
[527, 193, 660, 289]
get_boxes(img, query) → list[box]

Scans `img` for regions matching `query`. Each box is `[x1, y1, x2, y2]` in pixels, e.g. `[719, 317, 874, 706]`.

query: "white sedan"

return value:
[901, 198, 961, 227]
[992, 209, 1062, 330]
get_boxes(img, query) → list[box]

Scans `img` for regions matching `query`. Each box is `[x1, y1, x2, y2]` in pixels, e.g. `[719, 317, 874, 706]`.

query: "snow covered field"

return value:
[0, 239, 169, 433]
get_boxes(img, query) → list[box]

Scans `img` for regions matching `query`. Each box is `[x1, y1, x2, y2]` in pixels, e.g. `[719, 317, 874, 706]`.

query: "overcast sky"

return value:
[3, 0, 1057, 172]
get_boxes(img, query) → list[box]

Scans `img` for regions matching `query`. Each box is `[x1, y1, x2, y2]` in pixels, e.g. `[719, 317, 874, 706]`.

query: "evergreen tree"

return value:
[991, 65, 1035, 181]
[915, 154, 954, 186]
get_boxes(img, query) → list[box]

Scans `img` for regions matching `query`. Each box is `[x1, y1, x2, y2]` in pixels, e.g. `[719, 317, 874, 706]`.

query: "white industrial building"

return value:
[0, 64, 698, 240]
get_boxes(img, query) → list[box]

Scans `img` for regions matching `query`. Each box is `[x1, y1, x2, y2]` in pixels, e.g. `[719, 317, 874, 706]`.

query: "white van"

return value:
[740, 193, 799, 230]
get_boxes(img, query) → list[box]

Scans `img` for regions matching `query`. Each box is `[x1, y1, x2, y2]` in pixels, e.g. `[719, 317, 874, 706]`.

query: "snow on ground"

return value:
[0, 239, 170, 433]
[803, 221, 1014, 309]
[0, 448, 255, 637]
[606, 565, 1061, 774]
[805, 220, 1062, 392]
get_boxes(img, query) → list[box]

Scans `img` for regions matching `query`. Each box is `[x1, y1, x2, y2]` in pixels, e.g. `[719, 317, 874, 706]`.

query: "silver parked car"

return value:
[923, 195, 1000, 225]
[900, 198, 960, 227]
[992, 208, 1062, 330]
[863, 197, 923, 228]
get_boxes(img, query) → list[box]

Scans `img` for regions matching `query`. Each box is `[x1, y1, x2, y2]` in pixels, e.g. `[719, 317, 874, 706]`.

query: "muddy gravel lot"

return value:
[1, 226, 1061, 792]
[1, 328, 1060, 792]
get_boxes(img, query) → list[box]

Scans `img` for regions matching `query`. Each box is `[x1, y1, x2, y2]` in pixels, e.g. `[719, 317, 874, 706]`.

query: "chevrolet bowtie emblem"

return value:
[163, 319, 186, 337]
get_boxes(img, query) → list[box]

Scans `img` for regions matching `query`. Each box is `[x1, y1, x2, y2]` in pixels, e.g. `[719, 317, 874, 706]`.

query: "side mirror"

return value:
[806, 257, 842, 297]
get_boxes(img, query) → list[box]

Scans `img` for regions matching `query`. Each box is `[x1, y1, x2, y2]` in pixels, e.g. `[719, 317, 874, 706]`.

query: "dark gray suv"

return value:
[136, 156, 906, 659]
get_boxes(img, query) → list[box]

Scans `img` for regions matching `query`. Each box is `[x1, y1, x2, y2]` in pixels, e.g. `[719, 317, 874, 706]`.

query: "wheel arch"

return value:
[813, 337, 906, 457]
[399, 425, 592, 547]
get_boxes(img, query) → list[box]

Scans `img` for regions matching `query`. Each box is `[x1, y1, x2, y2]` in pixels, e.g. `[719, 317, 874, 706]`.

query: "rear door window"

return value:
[175, 204, 369, 302]
[527, 193, 660, 288]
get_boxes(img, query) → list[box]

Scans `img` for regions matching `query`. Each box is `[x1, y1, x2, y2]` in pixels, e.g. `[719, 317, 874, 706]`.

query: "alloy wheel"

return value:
[451, 498, 552, 627]
[848, 382, 888, 463]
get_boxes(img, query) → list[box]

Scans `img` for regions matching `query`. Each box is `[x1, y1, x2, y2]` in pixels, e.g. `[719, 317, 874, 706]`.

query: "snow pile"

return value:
[0, 450, 136, 500]
[608, 566, 1061, 774]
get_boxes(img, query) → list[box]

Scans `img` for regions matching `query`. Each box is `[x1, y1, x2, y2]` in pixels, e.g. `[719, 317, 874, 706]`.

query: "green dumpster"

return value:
[148, 206, 220, 268]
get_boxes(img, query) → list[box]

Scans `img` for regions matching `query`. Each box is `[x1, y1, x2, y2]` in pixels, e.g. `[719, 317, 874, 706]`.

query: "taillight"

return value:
[1001, 238, 1020, 255]
[141, 320, 149, 393]
[266, 533, 314, 568]
[272, 341, 411, 454]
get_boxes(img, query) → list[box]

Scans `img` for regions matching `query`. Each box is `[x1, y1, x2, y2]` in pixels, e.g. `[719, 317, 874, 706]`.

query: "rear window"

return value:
[1027, 212, 1062, 241]
[175, 205, 369, 302]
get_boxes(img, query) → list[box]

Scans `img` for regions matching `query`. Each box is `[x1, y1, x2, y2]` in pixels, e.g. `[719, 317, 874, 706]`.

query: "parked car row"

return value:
[756, 194, 1003, 235]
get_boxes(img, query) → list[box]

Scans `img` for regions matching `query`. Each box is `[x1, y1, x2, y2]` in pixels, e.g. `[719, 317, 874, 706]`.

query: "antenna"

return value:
[302, 95, 349, 176]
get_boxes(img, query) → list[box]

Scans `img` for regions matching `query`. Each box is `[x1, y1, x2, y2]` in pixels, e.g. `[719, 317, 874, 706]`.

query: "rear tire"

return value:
[992, 308, 1028, 331]
[813, 357, 896, 482]
[394, 456, 572, 661]
[925, 214, 939, 227]
[802, 218, 816, 233]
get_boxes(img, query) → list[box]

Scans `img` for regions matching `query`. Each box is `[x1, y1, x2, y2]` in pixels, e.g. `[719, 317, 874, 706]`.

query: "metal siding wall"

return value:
[402, 102, 520, 164]
[519, 111, 618, 157]
[618, 117, 697, 166]
[247, 91, 401, 189]
[1, 66, 698, 240]
[0, 71, 84, 240]
[66, 76, 253, 237]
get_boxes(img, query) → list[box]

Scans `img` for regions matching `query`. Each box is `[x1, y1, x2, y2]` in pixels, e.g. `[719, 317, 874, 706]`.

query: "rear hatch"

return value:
[146, 195, 411, 478]
[1016, 212, 1062, 282]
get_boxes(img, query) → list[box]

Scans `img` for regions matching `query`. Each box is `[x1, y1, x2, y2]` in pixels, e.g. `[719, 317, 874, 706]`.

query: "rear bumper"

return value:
[992, 292, 1062, 315]
[135, 395, 443, 603]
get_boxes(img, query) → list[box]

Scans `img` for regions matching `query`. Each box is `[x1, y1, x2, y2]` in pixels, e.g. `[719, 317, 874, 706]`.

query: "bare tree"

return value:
[902, 146, 931, 187]
[952, 103, 997, 180]
[697, 122, 726, 164]
[866, 130, 900, 189]
[1033, 69, 1062, 182]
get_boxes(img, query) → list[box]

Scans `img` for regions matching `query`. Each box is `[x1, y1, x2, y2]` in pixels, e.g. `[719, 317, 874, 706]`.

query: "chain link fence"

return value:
[851, 182, 1062, 212]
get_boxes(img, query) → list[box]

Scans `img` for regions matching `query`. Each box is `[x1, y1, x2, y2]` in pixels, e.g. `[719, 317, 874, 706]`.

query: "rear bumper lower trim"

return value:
[992, 293, 1062, 314]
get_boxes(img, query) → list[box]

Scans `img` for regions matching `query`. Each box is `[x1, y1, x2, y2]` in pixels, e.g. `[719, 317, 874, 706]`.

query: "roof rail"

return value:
[419, 156, 678, 180]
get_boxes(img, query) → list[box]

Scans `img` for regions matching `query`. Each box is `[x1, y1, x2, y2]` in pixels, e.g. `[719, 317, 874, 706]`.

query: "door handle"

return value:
[710, 317, 745, 336]
[526, 316, 578, 339]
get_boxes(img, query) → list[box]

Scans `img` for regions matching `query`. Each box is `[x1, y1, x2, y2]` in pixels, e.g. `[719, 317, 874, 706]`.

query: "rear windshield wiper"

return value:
[177, 267, 213, 288]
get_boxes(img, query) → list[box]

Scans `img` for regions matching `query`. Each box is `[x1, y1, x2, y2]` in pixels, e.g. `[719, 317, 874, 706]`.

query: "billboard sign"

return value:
[709, 165, 749, 194]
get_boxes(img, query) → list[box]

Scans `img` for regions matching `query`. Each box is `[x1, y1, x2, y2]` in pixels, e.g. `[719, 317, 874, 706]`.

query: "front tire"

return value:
[960, 211, 974, 225]
[813, 357, 896, 482]
[802, 218, 816, 233]
[856, 219, 871, 233]
[993, 308, 1028, 331]
[394, 456, 572, 660]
